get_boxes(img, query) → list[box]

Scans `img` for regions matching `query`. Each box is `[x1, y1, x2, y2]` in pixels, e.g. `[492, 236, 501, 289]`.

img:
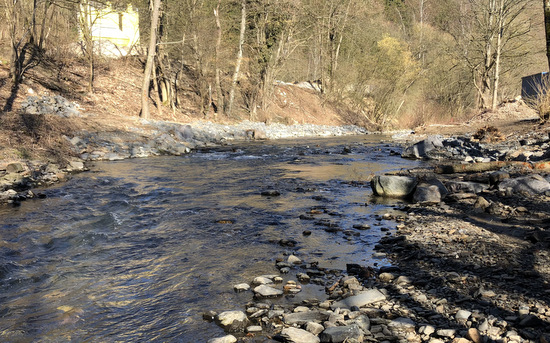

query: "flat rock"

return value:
[280, 327, 320, 343]
[331, 289, 387, 309]
[253, 285, 283, 298]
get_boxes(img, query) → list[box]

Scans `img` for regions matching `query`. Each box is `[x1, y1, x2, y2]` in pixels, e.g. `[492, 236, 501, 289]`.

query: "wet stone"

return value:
[253, 285, 283, 298]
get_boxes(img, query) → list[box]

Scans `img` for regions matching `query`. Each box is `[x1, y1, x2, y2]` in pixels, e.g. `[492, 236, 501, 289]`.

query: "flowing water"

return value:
[0, 136, 421, 342]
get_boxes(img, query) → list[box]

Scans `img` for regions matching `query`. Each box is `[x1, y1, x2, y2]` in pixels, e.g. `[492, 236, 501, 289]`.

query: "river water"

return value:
[0, 136, 420, 342]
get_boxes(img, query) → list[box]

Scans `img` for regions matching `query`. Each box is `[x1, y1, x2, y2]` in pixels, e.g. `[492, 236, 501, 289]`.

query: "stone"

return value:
[413, 183, 442, 204]
[233, 283, 250, 292]
[253, 276, 273, 285]
[216, 311, 249, 332]
[288, 255, 302, 264]
[253, 285, 283, 298]
[421, 325, 436, 336]
[280, 327, 320, 343]
[445, 181, 489, 194]
[246, 325, 262, 333]
[436, 329, 456, 338]
[474, 196, 490, 211]
[395, 275, 412, 285]
[306, 321, 325, 335]
[388, 317, 416, 332]
[466, 328, 482, 343]
[378, 272, 395, 282]
[331, 289, 387, 310]
[284, 311, 330, 325]
[402, 136, 445, 159]
[6, 163, 24, 173]
[261, 190, 281, 196]
[498, 175, 550, 195]
[489, 171, 510, 185]
[371, 175, 418, 198]
[319, 325, 364, 343]
[351, 315, 371, 332]
[455, 310, 472, 322]
[207, 335, 237, 343]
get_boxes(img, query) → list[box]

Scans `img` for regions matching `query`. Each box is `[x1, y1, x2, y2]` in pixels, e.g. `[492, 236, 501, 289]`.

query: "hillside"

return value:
[0, 56, 356, 163]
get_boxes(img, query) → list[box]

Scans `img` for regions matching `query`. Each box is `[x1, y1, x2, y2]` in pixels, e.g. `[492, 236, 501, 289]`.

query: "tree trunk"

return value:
[214, 0, 224, 115]
[492, 0, 504, 110]
[141, 0, 162, 119]
[545, 0, 550, 71]
[227, 0, 246, 117]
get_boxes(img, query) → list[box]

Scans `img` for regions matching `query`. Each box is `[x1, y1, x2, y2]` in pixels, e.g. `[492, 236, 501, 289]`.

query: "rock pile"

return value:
[21, 95, 83, 118]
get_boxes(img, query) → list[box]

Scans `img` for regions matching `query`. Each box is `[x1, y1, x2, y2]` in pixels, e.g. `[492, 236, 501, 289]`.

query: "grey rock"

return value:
[498, 175, 550, 195]
[402, 136, 445, 159]
[446, 181, 489, 194]
[233, 283, 250, 292]
[284, 311, 330, 325]
[207, 335, 237, 343]
[456, 310, 472, 321]
[371, 175, 418, 198]
[436, 329, 456, 338]
[331, 289, 387, 309]
[388, 317, 416, 332]
[280, 327, 320, 343]
[216, 311, 249, 332]
[320, 325, 364, 343]
[306, 321, 325, 335]
[413, 183, 442, 204]
[253, 285, 283, 298]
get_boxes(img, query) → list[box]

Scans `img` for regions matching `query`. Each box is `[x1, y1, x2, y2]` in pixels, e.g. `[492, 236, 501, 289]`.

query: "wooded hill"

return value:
[1, 0, 548, 129]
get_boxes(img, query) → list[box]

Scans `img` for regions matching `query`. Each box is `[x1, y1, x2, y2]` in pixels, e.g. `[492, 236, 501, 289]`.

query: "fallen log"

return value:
[435, 161, 550, 174]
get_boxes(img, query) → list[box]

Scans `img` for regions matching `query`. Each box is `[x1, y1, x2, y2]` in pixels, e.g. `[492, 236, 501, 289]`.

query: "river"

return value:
[0, 135, 420, 342]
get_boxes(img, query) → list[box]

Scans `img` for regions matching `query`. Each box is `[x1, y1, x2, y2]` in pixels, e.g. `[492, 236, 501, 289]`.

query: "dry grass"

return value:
[0, 112, 82, 165]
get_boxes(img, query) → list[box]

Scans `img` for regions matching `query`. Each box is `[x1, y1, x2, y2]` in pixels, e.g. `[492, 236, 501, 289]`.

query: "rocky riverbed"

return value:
[204, 133, 550, 343]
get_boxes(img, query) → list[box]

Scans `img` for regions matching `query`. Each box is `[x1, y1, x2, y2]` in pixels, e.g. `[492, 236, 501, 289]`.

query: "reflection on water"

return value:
[0, 136, 420, 342]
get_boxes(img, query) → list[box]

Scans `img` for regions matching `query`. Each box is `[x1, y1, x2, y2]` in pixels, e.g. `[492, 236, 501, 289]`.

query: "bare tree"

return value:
[141, 0, 163, 119]
[545, 0, 550, 71]
[227, 0, 245, 117]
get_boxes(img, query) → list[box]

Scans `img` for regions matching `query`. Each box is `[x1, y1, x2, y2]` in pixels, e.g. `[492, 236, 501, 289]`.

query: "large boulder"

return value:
[371, 175, 417, 198]
[498, 175, 550, 195]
